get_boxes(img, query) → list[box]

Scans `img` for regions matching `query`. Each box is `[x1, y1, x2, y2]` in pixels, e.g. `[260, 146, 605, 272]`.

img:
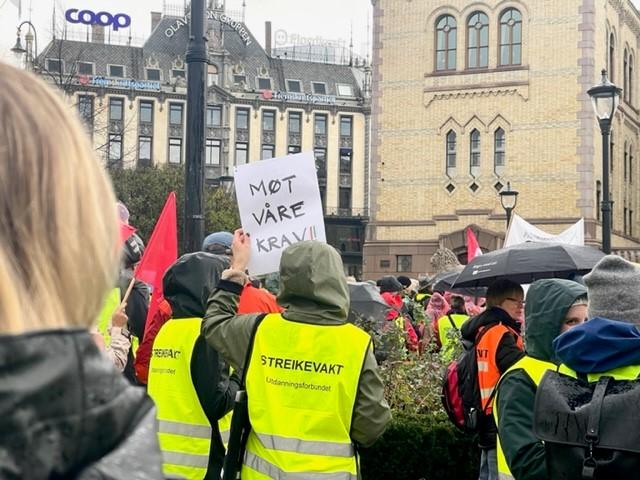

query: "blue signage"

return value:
[65, 9, 131, 31]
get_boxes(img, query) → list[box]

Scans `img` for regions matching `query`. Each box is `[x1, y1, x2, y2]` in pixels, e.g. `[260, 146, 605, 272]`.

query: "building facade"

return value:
[365, 0, 640, 279]
[36, 4, 371, 277]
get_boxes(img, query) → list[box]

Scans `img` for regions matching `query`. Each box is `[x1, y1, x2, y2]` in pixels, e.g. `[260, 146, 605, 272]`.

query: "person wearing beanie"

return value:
[494, 279, 587, 480]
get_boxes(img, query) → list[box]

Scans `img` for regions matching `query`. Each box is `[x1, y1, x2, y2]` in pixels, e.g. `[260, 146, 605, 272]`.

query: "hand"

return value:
[231, 228, 251, 271]
[111, 305, 128, 328]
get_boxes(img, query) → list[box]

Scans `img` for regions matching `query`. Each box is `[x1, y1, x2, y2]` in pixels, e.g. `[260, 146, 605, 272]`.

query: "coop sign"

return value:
[65, 9, 131, 31]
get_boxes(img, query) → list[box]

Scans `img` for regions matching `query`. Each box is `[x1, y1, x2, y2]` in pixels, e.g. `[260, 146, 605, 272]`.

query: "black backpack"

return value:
[534, 370, 640, 480]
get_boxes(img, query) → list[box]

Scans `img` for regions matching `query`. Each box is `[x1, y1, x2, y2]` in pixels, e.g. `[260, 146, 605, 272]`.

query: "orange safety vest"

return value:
[476, 323, 523, 414]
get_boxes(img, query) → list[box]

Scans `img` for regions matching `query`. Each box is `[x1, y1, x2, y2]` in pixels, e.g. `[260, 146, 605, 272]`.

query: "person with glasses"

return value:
[460, 278, 526, 480]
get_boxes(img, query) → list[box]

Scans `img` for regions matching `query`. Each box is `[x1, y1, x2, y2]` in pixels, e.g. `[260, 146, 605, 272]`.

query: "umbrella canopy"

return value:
[348, 281, 391, 325]
[431, 269, 488, 297]
[453, 242, 606, 288]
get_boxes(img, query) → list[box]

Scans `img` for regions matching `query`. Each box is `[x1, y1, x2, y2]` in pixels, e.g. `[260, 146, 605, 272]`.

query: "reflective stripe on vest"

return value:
[437, 313, 469, 362]
[494, 355, 556, 479]
[477, 323, 523, 414]
[148, 317, 220, 480]
[242, 313, 371, 479]
[96, 288, 121, 346]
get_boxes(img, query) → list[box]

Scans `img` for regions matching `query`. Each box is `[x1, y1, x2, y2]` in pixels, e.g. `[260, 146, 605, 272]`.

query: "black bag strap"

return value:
[582, 376, 611, 480]
[446, 314, 459, 332]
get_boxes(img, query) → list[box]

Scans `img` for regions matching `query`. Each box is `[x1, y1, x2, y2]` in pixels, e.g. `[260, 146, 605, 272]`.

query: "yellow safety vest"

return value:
[95, 287, 140, 357]
[437, 313, 469, 361]
[243, 313, 371, 479]
[559, 363, 640, 381]
[148, 317, 232, 480]
[494, 355, 556, 480]
[415, 293, 431, 303]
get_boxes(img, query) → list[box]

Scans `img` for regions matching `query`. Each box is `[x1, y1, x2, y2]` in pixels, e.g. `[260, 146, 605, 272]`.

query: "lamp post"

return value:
[499, 182, 519, 230]
[184, 0, 208, 252]
[587, 69, 622, 254]
[217, 175, 235, 195]
[10, 21, 38, 71]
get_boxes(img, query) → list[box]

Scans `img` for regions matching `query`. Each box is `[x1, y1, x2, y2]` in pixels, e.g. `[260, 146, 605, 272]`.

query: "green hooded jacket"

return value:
[495, 278, 587, 480]
[202, 240, 391, 448]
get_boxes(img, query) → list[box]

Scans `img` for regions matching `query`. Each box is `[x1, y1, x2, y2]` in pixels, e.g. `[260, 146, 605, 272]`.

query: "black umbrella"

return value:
[452, 242, 606, 288]
[431, 269, 488, 297]
[348, 282, 391, 325]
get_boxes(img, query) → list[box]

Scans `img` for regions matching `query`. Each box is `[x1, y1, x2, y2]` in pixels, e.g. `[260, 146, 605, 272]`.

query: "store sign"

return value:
[78, 75, 161, 91]
[263, 90, 337, 105]
[65, 9, 131, 31]
[164, 9, 252, 46]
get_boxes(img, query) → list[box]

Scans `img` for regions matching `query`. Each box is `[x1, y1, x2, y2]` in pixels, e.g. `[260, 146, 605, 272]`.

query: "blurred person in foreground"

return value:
[0, 63, 161, 478]
[203, 231, 391, 478]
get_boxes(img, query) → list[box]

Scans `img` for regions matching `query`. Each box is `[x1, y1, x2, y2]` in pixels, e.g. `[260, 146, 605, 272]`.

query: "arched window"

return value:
[624, 141, 628, 181]
[494, 127, 505, 168]
[609, 33, 616, 81]
[207, 64, 219, 87]
[630, 145, 634, 183]
[467, 12, 489, 69]
[596, 180, 602, 221]
[470, 129, 481, 169]
[629, 54, 634, 105]
[499, 8, 522, 66]
[436, 15, 457, 71]
[624, 49, 629, 102]
[610, 131, 615, 173]
[446, 130, 457, 173]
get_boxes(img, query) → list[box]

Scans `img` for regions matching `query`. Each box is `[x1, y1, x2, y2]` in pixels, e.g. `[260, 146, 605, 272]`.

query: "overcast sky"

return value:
[0, 0, 372, 64]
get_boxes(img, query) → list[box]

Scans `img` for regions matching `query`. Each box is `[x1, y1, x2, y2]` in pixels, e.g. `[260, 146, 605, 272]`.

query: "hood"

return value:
[277, 241, 349, 324]
[553, 317, 640, 373]
[0, 330, 161, 478]
[163, 252, 229, 318]
[524, 279, 587, 363]
[381, 291, 402, 320]
[426, 292, 450, 321]
[460, 306, 519, 341]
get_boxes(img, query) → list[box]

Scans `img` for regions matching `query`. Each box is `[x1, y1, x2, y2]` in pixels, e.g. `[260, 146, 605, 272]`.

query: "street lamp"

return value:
[588, 69, 622, 254]
[217, 175, 235, 195]
[10, 22, 38, 71]
[499, 182, 519, 230]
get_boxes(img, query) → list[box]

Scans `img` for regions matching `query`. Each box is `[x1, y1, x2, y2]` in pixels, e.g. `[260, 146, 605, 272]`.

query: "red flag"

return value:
[119, 220, 137, 244]
[466, 227, 482, 263]
[135, 192, 178, 336]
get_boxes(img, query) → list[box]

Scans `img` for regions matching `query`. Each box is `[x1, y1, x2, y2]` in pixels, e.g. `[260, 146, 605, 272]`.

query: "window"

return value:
[257, 77, 272, 90]
[467, 12, 488, 69]
[236, 108, 249, 129]
[340, 116, 353, 137]
[262, 110, 276, 132]
[108, 134, 122, 162]
[609, 33, 615, 82]
[288, 111, 302, 134]
[46, 58, 62, 73]
[314, 114, 327, 135]
[446, 130, 457, 169]
[625, 141, 628, 181]
[233, 74, 246, 85]
[138, 136, 152, 165]
[288, 145, 301, 154]
[77, 61, 93, 75]
[235, 143, 248, 165]
[596, 181, 601, 221]
[206, 105, 222, 127]
[499, 8, 522, 66]
[139, 101, 153, 123]
[610, 132, 615, 173]
[340, 149, 352, 174]
[172, 69, 185, 79]
[625, 207, 628, 235]
[630, 210, 634, 236]
[435, 15, 457, 71]
[339, 187, 351, 211]
[109, 98, 124, 121]
[168, 138, 182, 164]
[396, 255, 412, 273]
[205, 139, 221, 165]
[109, 65, 125, 78]
[146, 68, 161, 81]
[494, 128, 505, 167]
[630, 146, 634, 183]
[624, 49, 629, 102]
[286, 79, 302, 92]
[470, 129, 481, 168]
[630, 54, 634, 105]
[261, 144, 275, 160]
[312, 82, 327, 95]
[169, 103, 183, 125]
[207, 64, 218, 87]
[314, 148, 327, 179]
[337, 83, 354, 96]
[77, 95, 94, 126]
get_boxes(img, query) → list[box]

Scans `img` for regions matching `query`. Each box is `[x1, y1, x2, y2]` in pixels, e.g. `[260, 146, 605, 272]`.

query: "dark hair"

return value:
[486, 278, 523, 308]
[450, 295, 466, 313]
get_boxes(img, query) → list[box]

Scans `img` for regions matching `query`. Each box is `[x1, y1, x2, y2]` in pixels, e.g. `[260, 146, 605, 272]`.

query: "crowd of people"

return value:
[3, 62, 640, 480]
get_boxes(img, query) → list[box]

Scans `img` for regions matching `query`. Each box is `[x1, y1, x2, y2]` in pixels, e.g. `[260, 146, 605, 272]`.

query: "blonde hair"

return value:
[0, 62, 119, 334]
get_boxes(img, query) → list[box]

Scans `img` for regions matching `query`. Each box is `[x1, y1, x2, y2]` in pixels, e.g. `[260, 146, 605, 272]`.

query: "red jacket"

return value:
[381, 291, 419, 351]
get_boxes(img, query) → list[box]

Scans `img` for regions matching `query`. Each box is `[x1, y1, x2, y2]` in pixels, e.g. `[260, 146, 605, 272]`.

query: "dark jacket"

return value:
[161, 252, 238, 480]
[461, 306, 524, 448]
[119, 270, 150, 384]
[495, 279, 587, 480]
[0, 329, 162, 479]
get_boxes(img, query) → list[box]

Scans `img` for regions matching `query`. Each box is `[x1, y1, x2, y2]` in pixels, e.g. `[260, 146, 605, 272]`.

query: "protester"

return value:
[460, 279, 525, 480]
[92, 305, 132, 372]
[433, 294, 469, 361]
[0, 63, 162, 478]
[202, 231, 391, 478]
[494, 279, 587, 480]
[147, 252, 237, 479]
[379, 276, 419, 351]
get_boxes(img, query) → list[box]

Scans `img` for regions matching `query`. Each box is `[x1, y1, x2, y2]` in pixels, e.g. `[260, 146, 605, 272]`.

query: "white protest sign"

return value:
[234, 151, 327, 275]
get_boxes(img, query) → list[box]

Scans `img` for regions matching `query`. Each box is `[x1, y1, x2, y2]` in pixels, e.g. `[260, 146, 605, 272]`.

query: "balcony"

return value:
[324, 206, 369, 219]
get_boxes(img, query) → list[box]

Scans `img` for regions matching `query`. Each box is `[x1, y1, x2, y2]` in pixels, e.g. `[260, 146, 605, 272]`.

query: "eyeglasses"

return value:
[505, 297, 525, 306]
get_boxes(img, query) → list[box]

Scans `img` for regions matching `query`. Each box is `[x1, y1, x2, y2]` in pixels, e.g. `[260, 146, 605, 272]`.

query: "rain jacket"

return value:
[495, 279, 587, 480]
[202, 241, 391, 448]
[0, 329, 162, 479]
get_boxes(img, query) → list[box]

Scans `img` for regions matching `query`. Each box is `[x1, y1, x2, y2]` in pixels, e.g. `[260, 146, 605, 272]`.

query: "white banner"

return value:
[234, 151, 326, 275]
[505, 214, 584, 247]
